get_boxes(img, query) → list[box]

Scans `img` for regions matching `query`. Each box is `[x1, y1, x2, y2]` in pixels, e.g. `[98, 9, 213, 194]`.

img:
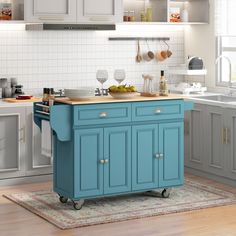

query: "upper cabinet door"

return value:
[77, 0, 123, 23]
[24, 0, 77, 22]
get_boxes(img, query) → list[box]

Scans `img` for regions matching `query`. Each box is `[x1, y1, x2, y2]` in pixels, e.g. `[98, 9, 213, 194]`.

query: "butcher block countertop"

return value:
[54, 94, 184, 105]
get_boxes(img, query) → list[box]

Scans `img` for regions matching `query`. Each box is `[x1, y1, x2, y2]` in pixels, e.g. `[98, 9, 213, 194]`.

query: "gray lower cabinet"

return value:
[225, 109, 236, 180]
[185, 103, 236, 181]
[204, 106, 227, 177]
[0, 106, 52, 181]
[184, 104, 205, 170]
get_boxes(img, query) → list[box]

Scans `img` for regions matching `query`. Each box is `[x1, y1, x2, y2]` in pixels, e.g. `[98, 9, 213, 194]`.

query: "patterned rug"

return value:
[3, 179, 236, 230]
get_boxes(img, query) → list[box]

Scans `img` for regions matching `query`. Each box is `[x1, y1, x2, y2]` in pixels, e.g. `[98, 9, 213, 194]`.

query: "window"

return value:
[216, 0, 236, 86]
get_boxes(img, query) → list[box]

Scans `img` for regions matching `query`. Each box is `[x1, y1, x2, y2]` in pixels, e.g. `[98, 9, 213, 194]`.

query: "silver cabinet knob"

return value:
[155, 109, 161, 114]
[100, 160, 105, 164]
[155, 153, 160, 159]
[99, 112, 107, 118]
[104, 159, 109, 164]
[159, 153, 164, 159]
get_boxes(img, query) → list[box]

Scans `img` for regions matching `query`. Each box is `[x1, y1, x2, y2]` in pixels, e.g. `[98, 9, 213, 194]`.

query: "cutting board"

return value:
[3, 97, 42, 103]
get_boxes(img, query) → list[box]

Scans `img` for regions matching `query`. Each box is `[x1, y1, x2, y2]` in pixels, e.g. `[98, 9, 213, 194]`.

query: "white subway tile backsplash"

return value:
[0, 24, 184, 94]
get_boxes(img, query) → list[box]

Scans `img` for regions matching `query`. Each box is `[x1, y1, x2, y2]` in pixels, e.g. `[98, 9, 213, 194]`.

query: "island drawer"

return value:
[73, 103, 132, 126]
[132, 100, 184, 122]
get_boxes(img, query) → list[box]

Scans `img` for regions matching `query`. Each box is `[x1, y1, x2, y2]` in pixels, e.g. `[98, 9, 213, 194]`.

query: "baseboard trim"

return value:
[0, 174, 52, 187]
[185, 167, 236, 187]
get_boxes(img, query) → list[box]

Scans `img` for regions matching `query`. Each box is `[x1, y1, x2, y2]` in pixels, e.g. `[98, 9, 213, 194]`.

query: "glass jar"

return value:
[140, 11, 146, 22]
[146, 7, 153, 22]
[123, 10, 129, 22]
[129, 10, 135, 22]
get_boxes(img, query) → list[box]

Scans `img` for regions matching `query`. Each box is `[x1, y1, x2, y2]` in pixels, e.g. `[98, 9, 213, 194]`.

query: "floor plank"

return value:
[0, 174, 236, 236]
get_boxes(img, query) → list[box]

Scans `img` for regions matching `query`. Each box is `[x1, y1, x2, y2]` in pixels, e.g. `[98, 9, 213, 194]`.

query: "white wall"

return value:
[184, 0, 216, 89]
[0, 24, 185, 95]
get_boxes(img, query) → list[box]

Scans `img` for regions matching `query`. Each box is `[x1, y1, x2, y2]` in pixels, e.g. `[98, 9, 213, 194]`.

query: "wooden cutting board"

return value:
[3, 97, 42, 103]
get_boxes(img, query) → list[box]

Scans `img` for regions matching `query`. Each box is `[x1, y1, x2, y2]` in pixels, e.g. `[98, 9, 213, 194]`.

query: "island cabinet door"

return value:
[74, 128, 104, 198]
[158, 122, 184, 188]
[103, 126, 131, 194]
[132, 125, 159, 191]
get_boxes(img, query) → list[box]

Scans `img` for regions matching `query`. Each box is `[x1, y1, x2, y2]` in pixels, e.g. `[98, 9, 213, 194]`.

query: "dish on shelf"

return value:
[109, 92, 139, 99]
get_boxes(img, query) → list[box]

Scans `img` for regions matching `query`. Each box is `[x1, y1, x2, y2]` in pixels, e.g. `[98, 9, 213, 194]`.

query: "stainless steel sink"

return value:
[197, 95, 236, 103]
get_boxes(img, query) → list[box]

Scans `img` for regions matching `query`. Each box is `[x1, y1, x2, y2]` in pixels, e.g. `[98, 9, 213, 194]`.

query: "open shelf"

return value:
[123, 0, 209, 25]
[0, 0, 24, 22]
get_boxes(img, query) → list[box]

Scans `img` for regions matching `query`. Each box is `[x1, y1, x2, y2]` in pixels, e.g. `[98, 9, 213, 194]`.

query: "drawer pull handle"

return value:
[104, 159, 109, 164]
[155, 109, 162, 114]
[99, 112, 108, 118]
[100, 160, 105, 164]
[159, 153, 164, 159]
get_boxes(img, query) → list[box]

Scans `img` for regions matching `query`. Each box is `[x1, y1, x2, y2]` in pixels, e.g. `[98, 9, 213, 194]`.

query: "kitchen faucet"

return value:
[215, 55, 234, 95]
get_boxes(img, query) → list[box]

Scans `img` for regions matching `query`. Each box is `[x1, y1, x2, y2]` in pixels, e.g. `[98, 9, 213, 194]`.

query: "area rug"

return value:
[3, 179, 236, 230]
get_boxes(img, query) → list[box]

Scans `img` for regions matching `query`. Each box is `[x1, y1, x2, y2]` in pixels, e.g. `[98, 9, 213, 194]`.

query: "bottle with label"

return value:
[48, 88, 55, 107]
[42, 88, 50, 112]
[159, 70, 168, 96]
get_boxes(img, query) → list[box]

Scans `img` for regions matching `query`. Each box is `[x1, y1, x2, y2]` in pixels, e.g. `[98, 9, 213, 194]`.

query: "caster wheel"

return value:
[59, 196, 68, 204]
[72, 199, 84, 210]
[162, 189, 170, 198]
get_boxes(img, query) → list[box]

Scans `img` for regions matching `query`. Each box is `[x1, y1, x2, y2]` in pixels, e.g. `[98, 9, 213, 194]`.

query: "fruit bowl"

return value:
[109, 92, 139, 99]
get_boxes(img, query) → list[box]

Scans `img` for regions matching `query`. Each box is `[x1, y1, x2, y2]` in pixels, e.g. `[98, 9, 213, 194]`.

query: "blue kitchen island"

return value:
[34, 95, 193, 210]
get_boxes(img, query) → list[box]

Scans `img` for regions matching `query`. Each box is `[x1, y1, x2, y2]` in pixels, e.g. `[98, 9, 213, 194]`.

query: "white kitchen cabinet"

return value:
[0, 106, 52, 182]
[25, 107, 52, 176]
[77, 0, 123, 23]
[24, 0, 122, 23]
[0, 107, 26, 179]
[24, 0, 77, 22]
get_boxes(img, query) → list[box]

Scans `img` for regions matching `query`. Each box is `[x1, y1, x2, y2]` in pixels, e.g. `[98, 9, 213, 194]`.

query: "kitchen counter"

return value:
[0, 99, 36, 107]
[183, 93, 236, 108]
[54, 94, 185, 105]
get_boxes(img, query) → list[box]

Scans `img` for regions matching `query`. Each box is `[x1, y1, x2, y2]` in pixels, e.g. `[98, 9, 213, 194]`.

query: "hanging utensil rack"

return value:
[108, 37, 170, 41]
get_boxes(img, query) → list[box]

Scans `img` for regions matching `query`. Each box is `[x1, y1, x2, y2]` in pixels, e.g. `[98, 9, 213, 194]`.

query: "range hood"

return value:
[25, 23, 116, 31]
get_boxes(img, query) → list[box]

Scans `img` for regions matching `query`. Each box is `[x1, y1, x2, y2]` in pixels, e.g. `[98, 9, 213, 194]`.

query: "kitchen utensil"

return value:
[146, 40, 154, 60]
[136, 40, 142, 63]
[4, 87, 12, 98]
[142, 74, 155, 95]
[163, 40, 173, 58]
[114, 69, 126, 84]
[156, 51, 165, 62]
[3, 97, 42, 103]
[10, 77, 18, 87]
[16, 95, 33, 100]
[143, 40, 154, 62]
[96, 70, 108, 96]
[14, 85, 24, 96]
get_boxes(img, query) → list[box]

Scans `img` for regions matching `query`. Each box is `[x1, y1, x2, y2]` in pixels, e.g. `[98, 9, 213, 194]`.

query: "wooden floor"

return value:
[1, 174, 236, 236]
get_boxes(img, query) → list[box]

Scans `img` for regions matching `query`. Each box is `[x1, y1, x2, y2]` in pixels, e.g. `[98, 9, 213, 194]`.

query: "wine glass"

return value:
[114, 69, 126, 85]
[96, 70, 108, 96]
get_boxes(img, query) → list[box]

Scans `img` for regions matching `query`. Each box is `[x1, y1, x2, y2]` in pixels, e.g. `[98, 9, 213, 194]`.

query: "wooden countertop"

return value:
[54, 94, 184, 105]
